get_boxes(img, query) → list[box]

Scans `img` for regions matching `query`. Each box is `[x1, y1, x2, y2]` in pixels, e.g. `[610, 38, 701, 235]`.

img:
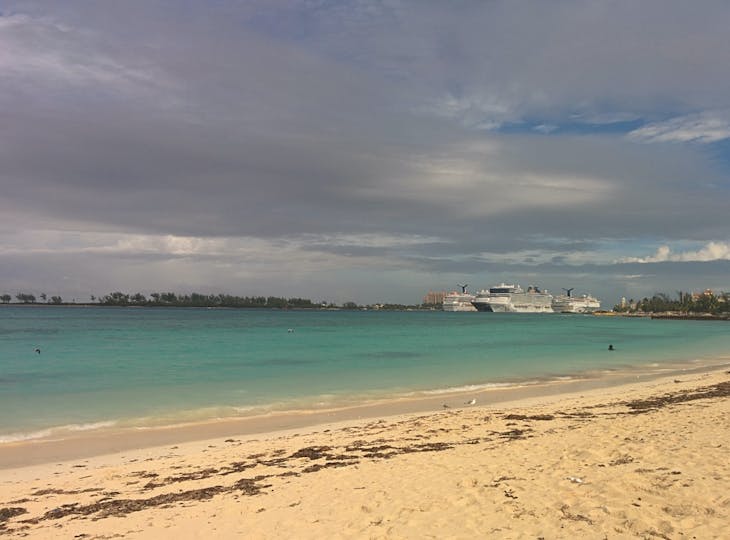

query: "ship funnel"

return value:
[562, 287, 574, 297]
[458, 283, 468, 294]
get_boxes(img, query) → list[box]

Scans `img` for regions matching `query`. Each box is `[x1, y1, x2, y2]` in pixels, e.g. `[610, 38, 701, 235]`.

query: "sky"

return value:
[1, 0, 729, 306]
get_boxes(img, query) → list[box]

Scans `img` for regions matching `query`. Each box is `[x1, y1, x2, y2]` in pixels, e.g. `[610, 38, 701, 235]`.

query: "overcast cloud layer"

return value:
[1, 1, 729, 305]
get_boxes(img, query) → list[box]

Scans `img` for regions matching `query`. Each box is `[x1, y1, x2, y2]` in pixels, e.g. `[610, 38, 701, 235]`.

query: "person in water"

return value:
[608, 344, 614, 351]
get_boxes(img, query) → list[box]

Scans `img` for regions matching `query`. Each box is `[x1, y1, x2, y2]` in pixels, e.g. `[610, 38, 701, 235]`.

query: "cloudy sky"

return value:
[1, 1, 729, 306]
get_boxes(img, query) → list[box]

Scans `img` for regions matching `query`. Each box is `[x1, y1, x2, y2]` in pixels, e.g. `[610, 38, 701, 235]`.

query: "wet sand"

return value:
[1, 367, 729, 538]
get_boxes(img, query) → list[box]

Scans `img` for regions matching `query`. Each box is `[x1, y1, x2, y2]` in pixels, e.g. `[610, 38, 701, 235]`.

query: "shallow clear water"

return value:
[1, 306, 729, 440]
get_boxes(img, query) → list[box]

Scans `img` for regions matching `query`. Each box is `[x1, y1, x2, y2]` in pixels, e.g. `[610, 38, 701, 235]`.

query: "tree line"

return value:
[97, 292, 323, 308]
[1, 291, 426, 310]
[613, 291, 730, 315]
[0, 291, 323, 309]
[2, 293, 63, 304]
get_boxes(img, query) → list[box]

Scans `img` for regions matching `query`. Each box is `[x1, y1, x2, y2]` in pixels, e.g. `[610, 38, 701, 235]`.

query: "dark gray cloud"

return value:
[1, 1, 729, 304]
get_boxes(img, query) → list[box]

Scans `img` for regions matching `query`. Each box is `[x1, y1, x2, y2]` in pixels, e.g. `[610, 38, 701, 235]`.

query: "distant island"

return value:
[1, 291, 433, 311]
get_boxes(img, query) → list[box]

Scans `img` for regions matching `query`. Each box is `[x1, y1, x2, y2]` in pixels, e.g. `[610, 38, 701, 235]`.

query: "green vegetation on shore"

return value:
[1, 291, 431, 310]
[613, 291, 730, 316]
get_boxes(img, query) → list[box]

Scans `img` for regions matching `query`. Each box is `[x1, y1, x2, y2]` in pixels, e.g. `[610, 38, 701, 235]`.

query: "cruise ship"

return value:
[471, 283, 553, 313]
[442, 284, 477, 312]
[551, 288, 601, 313]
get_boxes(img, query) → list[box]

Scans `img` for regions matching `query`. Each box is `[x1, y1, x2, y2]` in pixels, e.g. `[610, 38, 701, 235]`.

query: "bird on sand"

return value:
[465, 398, 476, 405]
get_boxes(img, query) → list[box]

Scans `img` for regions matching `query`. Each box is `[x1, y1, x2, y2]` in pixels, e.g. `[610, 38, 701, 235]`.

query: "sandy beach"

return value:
[1, 368, 728, 539]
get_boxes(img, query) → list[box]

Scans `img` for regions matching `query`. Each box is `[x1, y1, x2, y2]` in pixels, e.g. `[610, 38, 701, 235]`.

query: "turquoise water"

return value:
[1, 306, 729, 441]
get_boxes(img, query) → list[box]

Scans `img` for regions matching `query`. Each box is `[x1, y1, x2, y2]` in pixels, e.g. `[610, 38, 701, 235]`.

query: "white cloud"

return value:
[375, 142, 616, 215]
[619, 242, 730, 263]
[479, 241, 730, 267]
[0, 229, 439, 264]
[533, 124, 558, 133]
[475, 249, 614, 266]
[569, 111, 640, 125]
[627, 112, 730, 143]
[421, 92, 519, 130]
[301, 233, 444, 249]
[0, 13, 177, 105]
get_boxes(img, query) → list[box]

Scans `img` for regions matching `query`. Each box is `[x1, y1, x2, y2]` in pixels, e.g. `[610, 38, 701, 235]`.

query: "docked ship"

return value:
[471, 283, 553, 313]
[551, 288, 601, 313]
[442, 284, 477, 312]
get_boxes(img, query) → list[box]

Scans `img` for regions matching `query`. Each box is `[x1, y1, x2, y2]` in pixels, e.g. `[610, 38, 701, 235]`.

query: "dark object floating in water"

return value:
[34, 348, 41, 354]
[608, 344, 614, 351]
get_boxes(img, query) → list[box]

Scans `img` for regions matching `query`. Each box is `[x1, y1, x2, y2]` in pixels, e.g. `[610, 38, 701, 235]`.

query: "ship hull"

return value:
[443, 302, 477, 312]
[443, 293, 477, 312]
[551, 295, 601, 313]
[471, 283, 554, 313]
[472, 295, 553, 313]
[472, 301, 505, 312]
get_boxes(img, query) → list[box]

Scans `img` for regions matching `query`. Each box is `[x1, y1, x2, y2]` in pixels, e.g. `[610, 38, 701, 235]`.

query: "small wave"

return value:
[0, 428, 55, 443]
[125, 406, 250, 429]
[66, 421, 117, 432]
[419, 382, 519, 395]
[413, 375, 583, 397]
[231, 405, 260, 414]
[0, 421, 117, 443]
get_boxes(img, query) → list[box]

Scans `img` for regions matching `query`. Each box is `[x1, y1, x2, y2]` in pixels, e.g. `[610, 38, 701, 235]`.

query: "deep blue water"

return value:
[1, 306, 729, 441]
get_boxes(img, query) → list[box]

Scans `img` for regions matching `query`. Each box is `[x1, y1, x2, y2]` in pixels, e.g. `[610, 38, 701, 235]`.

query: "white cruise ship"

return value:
[471, 283, 553, 313]
[551, 288, 601, 313]
[442, 285, 477, 312]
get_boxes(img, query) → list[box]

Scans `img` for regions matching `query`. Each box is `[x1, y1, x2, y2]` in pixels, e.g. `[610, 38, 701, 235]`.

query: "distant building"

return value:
[423, 290, 446, 305]
[620, 297, 627, 308]
[691, 289, 715, 301]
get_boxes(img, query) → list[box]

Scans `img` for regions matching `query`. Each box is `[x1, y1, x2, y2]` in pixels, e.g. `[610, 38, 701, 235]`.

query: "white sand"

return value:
[1, 368, 728, 538]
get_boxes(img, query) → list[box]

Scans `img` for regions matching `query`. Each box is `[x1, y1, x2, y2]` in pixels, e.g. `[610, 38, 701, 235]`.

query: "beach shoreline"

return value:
[2, 358, 728, 469]
[5, 306, 730, 460]
[1, 366, 728, 538]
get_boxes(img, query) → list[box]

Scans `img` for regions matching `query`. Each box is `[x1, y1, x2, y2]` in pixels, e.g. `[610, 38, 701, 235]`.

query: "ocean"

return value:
[2, 306, 729, 442]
